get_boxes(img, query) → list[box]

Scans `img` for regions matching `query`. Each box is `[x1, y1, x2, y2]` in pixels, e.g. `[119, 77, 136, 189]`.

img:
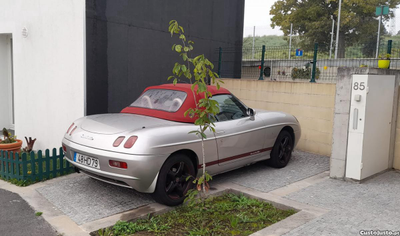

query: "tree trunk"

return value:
[201, 136, 206, 194]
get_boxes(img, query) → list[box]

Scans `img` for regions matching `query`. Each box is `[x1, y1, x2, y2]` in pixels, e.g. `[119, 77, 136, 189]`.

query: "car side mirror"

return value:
[247, 108, 256, 121]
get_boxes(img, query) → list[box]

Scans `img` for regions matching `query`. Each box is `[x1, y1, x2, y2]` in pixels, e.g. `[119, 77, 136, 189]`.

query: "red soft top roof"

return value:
[121, 83, 231, 123]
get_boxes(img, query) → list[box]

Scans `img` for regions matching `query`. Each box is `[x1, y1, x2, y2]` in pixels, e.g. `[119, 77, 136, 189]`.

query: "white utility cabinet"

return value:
[345, 75, 395, 180]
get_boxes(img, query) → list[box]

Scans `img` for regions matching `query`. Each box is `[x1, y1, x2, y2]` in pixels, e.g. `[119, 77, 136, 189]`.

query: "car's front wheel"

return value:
[267, 130, 294, 168]
[152, 153, 195, 206]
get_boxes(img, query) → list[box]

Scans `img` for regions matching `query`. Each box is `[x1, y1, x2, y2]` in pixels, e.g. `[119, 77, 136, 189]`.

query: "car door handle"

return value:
[216, 131, 225, 134]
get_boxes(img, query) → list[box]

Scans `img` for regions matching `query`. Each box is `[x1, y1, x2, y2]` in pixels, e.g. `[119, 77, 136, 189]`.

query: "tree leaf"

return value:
[181, 65, 187, 72]
[179, 34, 186, 41]
[175, 45, 182, 53]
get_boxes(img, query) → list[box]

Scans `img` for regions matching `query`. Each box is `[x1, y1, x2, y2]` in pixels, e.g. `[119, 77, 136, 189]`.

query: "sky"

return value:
[244, 0, 400, 37]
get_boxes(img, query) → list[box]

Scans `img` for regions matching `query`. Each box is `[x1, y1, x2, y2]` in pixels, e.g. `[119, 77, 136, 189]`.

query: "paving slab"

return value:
[284, 170, 400, 236]
[213, 150, 330, 192]
[0, 189, 57, 236]
[36, 175, 154, 225]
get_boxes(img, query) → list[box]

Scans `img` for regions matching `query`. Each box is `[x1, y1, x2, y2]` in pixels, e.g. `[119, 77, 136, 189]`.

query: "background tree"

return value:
[270, 0, 399, 58]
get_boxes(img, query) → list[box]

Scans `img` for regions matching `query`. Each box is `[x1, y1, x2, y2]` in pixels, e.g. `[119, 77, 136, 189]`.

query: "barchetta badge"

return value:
[81, 134, 94, 140]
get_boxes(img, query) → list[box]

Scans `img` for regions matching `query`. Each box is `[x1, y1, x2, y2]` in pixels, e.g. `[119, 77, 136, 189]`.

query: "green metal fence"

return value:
[218, 40, 398, 83]
[0, 148, 74, 183]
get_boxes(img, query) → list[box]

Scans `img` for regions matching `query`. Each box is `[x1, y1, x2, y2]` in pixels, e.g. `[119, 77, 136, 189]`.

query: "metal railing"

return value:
[216, 40, 397, 83]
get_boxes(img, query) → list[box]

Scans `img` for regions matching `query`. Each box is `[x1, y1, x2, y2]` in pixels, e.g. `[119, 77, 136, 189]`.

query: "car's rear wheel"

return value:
[267, 130, 294, 168]
[152, 153, 195, 206]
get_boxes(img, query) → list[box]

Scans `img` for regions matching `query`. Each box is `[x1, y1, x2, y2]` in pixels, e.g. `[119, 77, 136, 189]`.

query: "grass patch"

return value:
[0, 177, 34, 186]
[96, 193, 296, 236]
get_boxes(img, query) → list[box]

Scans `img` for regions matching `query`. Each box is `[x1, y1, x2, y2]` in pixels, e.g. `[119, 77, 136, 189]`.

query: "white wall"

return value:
[0, 0, 85, 150]
[0, 35, 11, 130]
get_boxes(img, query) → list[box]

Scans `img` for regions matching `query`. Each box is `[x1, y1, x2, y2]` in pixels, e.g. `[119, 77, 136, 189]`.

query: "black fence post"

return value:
[387, 40, 392, 69]
[259, 45, 265, 80]
[310, 43, 318, 83]
[217, 47, 222, 77]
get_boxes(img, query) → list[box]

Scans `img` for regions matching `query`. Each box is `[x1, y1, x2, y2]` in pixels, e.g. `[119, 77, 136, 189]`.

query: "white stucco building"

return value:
[0, 0, 86, 149]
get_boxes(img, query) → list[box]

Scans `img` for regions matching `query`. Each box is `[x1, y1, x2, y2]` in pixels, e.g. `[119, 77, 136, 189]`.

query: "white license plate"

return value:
[74, 153, 100, 169]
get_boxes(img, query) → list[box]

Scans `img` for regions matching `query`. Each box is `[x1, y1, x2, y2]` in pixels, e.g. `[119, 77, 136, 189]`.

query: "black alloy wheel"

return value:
[267, 130, 294, 168]
[152, 154, 195, 206]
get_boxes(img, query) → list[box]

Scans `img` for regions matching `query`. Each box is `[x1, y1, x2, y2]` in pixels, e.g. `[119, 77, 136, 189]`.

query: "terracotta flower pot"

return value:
[0, 139, 23, 153]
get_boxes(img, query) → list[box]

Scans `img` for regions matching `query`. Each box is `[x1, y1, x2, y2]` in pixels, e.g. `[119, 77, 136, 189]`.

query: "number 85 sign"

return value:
[353, 82, 365, 91]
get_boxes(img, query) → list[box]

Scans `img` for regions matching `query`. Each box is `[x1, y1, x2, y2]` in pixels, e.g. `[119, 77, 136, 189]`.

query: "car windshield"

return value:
[130, 89, 187, 112]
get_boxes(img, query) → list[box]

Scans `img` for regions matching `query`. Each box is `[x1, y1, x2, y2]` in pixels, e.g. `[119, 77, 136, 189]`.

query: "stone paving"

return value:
[36, 150, 329, 225]
[36, 175, 154, 225]
[213, 150, 330, 192]
[284, 170, 400, 236]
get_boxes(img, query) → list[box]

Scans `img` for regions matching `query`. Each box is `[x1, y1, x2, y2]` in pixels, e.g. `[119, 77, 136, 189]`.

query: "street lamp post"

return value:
[375, 5, 389, 58]
[330, 15, 335, 59]
[289, 23, 293, 59]
[334, 0, 342, 59]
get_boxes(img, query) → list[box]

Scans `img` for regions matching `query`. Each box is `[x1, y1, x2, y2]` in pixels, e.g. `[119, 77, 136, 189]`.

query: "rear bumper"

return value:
[62, 138, 168, 193]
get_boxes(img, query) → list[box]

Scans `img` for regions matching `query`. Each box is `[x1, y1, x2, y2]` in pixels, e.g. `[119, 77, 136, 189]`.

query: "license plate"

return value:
[74, 153, 100, 169]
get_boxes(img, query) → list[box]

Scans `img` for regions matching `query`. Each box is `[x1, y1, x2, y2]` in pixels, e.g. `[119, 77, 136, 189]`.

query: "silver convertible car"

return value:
[62, 84, 301, 206]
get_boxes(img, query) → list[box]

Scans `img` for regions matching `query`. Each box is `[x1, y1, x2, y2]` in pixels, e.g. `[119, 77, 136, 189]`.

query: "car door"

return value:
[211, 94, 267, 168]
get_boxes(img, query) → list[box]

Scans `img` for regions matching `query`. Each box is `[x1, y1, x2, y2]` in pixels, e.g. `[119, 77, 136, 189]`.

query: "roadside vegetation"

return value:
[95, 193, 296, 236]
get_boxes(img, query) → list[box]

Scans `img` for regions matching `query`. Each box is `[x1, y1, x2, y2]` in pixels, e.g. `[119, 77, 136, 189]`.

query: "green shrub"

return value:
[291, 67, 320, 80]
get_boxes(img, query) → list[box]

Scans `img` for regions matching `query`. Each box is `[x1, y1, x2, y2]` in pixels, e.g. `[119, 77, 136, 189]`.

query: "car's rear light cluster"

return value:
[112, 136, 138, 149]
[124, 136, 138, 148]
[62, 144, 67, 153]
[70, 126, 77, 136]
[113, 136, 125, 147]
[109, 160, 128, 169]
[67, 123, 77, 136]
[66, 123, 74, 134]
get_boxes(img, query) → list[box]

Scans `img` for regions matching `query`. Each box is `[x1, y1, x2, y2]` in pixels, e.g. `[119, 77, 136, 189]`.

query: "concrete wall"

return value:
[0, 0, 86, 150]
[221, 79, 336, 156]
[393, 95, 400, 170]
[86, 0, 245, 114]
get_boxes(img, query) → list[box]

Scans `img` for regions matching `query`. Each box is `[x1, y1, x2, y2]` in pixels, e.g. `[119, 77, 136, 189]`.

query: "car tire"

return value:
[151, 153, 195, 206]
[267, 130, 294, 168]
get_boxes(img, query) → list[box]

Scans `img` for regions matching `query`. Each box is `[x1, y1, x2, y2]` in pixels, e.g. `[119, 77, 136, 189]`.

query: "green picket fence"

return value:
[0, 147, 74, 182]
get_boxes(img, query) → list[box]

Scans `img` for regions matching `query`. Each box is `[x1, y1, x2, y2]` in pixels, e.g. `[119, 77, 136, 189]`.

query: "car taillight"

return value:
[113, 136, 125, 147]
[124, 136, 138, 148]
[70, 126, 77, 136]
[62, 145, 67, 153]
[109, 160, 128, 169]
[66, 123, 74, 134]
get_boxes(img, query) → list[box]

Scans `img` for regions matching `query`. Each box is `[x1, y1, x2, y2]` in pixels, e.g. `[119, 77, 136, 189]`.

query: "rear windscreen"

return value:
[130, 89, 187, 112]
